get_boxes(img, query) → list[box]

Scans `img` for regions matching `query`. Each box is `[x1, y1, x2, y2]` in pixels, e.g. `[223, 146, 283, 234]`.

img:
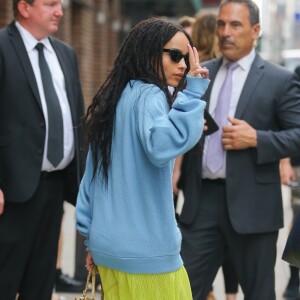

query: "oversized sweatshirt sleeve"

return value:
[76, 150, 94, 243]
[136, 76, 209, 167]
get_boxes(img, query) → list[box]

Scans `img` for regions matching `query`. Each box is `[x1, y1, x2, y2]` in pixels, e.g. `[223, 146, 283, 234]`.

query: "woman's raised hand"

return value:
[187, 45, 209, 79]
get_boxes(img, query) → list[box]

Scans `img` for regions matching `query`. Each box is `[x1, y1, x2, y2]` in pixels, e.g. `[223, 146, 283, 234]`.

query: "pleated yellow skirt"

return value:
[98, 265, 192, 300]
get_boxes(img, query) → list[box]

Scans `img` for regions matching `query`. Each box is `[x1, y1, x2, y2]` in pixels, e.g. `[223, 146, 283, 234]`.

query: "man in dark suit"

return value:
[178, 1, 300, 299]
[280, 65, 300, 300]
[280, 158, 300, 300]
[0, 0, 85, 299]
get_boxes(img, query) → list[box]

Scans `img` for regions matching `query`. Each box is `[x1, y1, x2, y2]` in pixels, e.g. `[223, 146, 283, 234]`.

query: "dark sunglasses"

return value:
[163, 48, 189, 64]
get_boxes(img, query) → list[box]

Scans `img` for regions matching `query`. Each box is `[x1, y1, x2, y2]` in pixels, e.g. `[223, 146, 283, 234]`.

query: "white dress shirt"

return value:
[16, 22, 74, 171]
[202, 49, 256, 179]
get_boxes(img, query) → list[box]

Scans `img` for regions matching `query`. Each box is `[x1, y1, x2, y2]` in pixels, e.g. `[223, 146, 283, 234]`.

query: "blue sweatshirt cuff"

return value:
[186, 75, 210, 95]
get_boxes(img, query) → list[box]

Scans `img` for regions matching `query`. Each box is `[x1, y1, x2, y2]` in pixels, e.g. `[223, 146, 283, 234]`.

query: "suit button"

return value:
[40, 122, 45, 127]
[38, 148, 43, 154]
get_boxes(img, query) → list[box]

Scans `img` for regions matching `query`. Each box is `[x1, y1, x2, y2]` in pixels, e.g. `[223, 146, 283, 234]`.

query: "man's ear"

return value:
[252, 23, 261, 40]
[17, 0, 31, 19]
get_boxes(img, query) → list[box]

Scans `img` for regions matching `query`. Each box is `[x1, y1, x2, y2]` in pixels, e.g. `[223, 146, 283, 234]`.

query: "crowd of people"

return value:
[1, 0, 300, 300]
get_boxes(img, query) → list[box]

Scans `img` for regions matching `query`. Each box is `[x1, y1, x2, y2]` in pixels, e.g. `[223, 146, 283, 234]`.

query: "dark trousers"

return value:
[180, 179, 278, 300]
[74, 231, 87, 281]
[222, 253, 239, 294]
[0, 172, 64, 300]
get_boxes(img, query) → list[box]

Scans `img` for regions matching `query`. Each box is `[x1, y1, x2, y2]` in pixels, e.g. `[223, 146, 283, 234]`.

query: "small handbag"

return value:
[75, 265, 104, 300]
[282, 210, 300, 268]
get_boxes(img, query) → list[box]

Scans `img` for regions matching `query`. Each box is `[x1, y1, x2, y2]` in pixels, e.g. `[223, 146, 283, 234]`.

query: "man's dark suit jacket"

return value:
[0, 22, 85, 205]
[179, 54, 300, 234]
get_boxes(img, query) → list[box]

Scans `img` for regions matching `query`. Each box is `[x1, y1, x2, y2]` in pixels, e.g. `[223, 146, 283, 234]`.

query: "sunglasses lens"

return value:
[170, 49, 182, 63]
[163, 49, 189, 64]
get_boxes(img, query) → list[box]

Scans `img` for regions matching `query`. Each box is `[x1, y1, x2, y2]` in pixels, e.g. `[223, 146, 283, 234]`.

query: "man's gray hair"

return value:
[220, 0, 260, 25]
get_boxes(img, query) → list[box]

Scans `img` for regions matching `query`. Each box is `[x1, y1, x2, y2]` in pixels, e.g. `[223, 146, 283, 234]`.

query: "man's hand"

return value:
[0, 189, 4, 215]
[280, 158, 296, 185]
[222, 117, 257, 150]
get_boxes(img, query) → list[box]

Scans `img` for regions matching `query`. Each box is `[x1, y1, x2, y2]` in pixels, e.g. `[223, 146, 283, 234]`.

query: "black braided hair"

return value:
[85, 17, 193, 183]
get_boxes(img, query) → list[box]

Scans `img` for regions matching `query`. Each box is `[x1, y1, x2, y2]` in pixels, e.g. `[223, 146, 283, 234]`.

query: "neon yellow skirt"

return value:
[98, 265, 192, 300]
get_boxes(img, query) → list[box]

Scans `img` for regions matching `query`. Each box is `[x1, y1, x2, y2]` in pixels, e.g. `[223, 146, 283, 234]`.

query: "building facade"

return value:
[1, 0, 224, 107]
[0, 0, 122, 107]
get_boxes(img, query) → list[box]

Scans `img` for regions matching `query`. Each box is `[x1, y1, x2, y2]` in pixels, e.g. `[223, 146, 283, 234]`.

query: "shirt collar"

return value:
[221, 48, 256, 71]
[15, 21, 52, 54]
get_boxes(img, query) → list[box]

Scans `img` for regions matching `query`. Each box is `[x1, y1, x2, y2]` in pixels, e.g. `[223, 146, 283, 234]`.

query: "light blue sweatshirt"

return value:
[76, 76, 208, 274]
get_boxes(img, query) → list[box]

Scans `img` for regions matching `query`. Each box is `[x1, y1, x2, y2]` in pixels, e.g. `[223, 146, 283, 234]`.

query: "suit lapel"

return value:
[8, 22, 43, 111]
[234, 54, 265, 118]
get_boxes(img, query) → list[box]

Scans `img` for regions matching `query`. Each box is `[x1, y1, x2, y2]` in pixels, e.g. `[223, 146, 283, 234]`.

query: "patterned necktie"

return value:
[206, 62, 239, 173]
[36, 43, 64, 167]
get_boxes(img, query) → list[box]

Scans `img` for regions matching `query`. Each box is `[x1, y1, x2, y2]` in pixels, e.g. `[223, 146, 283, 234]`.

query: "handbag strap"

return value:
[91, 266, 96, 297]
[82, 265, 96, 299]
[81, 265, 104, 300]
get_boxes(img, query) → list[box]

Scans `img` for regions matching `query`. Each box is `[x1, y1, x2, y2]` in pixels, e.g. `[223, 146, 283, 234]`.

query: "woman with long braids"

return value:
[76, 17, 209, 299]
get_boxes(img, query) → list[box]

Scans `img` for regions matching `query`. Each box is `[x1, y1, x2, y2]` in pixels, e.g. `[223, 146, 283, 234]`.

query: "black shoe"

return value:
[283, 284, 300, 299]
[55, 269, 86, 293]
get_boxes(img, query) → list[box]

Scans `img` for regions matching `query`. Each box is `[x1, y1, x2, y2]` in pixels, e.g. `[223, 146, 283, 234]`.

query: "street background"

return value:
[56, 185, 293, 300]
[2, 0, 299, 113]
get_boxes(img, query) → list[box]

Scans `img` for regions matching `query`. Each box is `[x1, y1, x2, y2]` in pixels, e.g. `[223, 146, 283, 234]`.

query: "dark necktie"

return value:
[36, 43, 64, 167]
[206, 62, 239, 173]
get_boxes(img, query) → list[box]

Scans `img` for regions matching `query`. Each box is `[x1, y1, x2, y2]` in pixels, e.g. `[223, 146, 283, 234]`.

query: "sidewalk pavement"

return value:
[56, 185, 293, 300]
